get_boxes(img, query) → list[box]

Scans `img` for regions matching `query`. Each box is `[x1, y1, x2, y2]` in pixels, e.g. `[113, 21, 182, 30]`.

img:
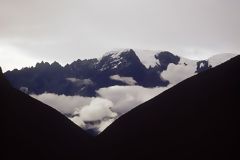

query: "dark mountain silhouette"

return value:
[97, 56, 240, 160]
[1, 68, 95, 160]
[4, 49, 215, 97]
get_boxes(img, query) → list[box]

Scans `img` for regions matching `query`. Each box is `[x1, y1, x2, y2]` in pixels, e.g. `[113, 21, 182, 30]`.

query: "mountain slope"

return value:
[97, 56, 240, 160]
[1, 68, 95, 159]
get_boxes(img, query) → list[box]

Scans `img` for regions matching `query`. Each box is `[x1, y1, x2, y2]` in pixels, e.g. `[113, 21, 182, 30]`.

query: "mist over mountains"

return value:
[3, 49, 237, 133]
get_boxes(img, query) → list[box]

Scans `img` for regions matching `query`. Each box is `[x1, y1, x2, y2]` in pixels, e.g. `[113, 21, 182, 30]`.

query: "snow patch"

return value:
[199, 62, 205, 68]
[134, 49, 162, 68]
[100, 48, 131, 60]
[100, 49, 161, 69]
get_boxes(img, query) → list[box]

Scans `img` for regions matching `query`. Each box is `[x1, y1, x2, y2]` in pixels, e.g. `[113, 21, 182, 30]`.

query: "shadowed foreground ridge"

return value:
[98, 55, 240, 160]
[1, 67, 95, 160]
[1, 55, 240, 160]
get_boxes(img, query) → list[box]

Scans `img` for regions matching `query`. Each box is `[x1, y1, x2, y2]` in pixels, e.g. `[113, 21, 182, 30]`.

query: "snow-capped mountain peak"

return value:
[98, 49, 141, 71]
[101, 49, 181, 69]
[134, 49, 161, 68]
[4, 49, 237, 134]
[102, 48, 132, 58]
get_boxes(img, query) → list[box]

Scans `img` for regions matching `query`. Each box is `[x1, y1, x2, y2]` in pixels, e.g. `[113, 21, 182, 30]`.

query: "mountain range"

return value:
[1, 55, 239, 160]
[3, 49, 237, 134]
[4, 49, 236, 97]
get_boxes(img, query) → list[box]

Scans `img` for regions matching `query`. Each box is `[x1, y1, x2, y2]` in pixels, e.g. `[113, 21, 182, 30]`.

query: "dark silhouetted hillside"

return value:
[97, 56, 240, 160]
[1, 68, 95, 160]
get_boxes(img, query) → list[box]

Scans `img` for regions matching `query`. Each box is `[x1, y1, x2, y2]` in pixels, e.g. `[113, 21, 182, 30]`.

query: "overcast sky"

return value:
[0, 0, 239, 72]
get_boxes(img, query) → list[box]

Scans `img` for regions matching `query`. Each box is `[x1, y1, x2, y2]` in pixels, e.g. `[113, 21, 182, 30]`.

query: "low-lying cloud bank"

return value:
[110, 75, 137, 85]
[161, 63, 196, 84]
[31, 93, 93, 114]
[97, 85, 170, 114]
[66, 77, 94, 86]
[79, 98, 117, 122]
[31, 85, 171, 133]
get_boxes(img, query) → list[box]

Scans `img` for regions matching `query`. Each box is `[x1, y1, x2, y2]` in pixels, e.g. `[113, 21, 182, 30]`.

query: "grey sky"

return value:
[0, 0, 239, 71]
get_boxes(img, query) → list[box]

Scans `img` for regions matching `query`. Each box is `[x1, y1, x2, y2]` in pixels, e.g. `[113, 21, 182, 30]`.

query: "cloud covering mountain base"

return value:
[31, 85, 171, 133]
[11, 50, 236, 134]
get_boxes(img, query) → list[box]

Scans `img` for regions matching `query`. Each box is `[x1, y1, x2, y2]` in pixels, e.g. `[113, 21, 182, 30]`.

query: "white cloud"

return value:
[110, 75, 137, 85]
[66, 78, 94, 86]
[161, 57, 197, 85]
[97, 85, 171, 114]
[31, 93, 93, 114]
[161, 63, 196, 85]
[31, 85, 171, 133]
[79, 98, 117, 122]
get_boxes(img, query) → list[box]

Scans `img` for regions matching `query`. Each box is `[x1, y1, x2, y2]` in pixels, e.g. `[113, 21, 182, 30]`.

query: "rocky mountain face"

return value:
[4, 49, 233, 97]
